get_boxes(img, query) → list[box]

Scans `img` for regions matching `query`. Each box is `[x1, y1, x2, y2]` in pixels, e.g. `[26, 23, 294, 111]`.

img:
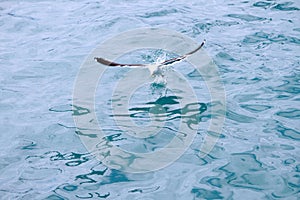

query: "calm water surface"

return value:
[0, 0, 299, 199]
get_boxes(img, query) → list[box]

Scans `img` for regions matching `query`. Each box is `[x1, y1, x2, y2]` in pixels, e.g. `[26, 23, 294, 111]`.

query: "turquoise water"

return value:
[1, 0, 300, 199]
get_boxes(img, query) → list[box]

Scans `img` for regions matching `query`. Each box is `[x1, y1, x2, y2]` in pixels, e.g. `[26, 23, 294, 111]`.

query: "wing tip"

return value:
[94, 57, 113, 66]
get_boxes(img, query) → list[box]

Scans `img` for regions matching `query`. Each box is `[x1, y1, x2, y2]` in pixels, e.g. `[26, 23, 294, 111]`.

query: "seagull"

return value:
[94, 40, 205, 77]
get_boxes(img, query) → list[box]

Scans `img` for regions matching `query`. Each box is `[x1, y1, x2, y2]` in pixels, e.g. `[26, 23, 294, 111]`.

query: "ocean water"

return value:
[0, 0, 299, 199]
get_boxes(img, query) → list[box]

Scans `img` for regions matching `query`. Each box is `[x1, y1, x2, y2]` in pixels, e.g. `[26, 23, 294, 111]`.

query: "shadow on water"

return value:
[114, 94, 207, 125]
[72, 92, 209, 155]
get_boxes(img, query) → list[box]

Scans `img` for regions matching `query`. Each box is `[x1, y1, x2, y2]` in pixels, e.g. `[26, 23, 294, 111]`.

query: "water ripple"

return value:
[191, 188, 223, 199]
[226, 14, 267, 22]
[139, 8, 181, 18]
[253, 1, 300, 11]
[276, 109, 300, 119]
[226, 110, 256, 123]
[49, 104, 73, 113]
[243, 31, 300, 45]
[272, 2, 300, 11]
[276, 124, 300, 140]
[253, 1, 273, 8]
[240, 104, 272, 113]
[50, 152, 92, 167]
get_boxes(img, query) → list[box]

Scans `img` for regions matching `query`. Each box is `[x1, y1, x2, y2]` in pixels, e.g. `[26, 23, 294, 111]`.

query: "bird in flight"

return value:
[94, 40, 205, 77]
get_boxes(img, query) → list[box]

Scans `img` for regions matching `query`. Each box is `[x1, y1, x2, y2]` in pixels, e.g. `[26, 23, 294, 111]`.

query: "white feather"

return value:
[146, 64, 160, 75]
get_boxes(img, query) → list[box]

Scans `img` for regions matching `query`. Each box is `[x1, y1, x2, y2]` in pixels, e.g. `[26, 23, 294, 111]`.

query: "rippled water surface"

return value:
[1, 0, 299, 199]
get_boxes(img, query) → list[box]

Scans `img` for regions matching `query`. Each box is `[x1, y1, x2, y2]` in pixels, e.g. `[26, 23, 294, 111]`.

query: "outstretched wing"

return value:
[94, 57, 146, 67]
[185, 40, 206, 56]
[160, 40, 205, 66]
[94, 40, 205, 67]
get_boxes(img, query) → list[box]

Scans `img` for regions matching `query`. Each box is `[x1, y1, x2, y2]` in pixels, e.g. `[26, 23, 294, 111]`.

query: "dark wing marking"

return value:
[95, 40, 205, 67]
[160, 55, 186, 66]
[185, 40, 206, 56]
[94, 57, 146, 67]
[160, 40, 206, 66]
